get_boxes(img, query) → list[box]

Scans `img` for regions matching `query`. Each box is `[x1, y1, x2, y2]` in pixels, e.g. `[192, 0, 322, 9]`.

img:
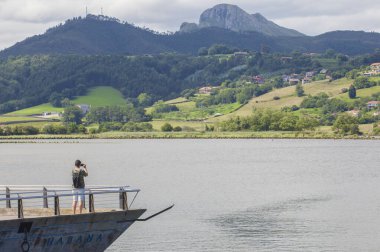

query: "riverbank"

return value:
[0, 131, 378, 140]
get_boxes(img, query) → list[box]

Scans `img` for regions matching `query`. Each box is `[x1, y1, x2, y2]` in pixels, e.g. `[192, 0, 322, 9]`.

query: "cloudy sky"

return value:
[1, 0, 379, 50]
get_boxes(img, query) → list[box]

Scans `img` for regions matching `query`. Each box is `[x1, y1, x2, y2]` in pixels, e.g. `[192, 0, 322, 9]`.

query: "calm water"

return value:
[0, 139, 380, 251]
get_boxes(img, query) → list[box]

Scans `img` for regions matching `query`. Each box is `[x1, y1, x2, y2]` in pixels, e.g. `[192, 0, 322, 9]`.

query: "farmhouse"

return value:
[305, 71, 315, 78]
[252, 75, 265, 84]
[364, 63, 380, 76]
[199, 86, 213, 95]
[280, 57, 293, 63]
[302, 77, 312, 84]
[42, 112, 62, 118]
[370, 63, 380, 71]
[76, 104, 91, 114]
[234, 51, 249, 57]
[289, 78, 300, 85]
[302, 53, 319, 57]
[367, 101, 380, 110]
[282, 75, 290, 82]
[363, 72, 374, 77]
[320, 69, 328, 75]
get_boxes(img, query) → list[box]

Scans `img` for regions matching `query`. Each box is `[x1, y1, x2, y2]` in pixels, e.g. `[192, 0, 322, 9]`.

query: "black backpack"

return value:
[72, 171, 82, 188]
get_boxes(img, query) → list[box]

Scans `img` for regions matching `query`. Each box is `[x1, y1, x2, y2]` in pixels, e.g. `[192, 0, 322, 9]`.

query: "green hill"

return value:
[146, 77, 379, 123]
[7, 86, 125, 116]
[208, 77, 380, 123]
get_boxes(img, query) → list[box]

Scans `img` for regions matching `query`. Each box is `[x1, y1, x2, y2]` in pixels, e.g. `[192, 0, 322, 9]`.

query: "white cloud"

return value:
[0, 0, 379, 49]
[275, 9, 380, 35]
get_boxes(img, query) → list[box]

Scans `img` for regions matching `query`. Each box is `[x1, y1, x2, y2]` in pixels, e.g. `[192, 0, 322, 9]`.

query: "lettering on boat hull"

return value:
[0, 209, 146, 252]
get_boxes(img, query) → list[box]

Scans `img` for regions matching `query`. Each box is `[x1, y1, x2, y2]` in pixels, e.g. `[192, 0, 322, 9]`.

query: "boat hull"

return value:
[0, 209, 146, 252]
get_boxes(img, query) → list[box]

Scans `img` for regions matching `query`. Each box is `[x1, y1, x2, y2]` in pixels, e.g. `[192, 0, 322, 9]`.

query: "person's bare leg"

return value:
[79, 201, 83, 214]
[72, 201, 77, 214]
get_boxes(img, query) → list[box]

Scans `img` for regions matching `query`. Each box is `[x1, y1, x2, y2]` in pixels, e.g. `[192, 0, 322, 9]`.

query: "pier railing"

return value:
[0, 185, 140, 219]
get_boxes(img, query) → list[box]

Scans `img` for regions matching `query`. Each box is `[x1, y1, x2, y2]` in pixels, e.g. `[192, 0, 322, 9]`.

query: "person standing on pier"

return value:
[72, 160, 88, 214]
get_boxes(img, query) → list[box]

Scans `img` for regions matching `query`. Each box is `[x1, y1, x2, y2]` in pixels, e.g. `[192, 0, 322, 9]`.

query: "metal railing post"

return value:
[54, 195, 60, 216]
[18, 195, 24, 219]
[119, 188, 128, 210]
[43, 187, 48, 208]
[89, 192, 95, 213]
[6, 187, 11, 208]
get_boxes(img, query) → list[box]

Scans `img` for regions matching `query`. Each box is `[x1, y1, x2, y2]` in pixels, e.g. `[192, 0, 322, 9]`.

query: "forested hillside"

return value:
[0, 54, 248, 113]
[1, 15, 380, 57]
[1, 49, 380, 114]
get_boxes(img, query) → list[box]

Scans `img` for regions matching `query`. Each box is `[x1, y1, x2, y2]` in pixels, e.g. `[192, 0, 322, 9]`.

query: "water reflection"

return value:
[210, 196, 335, 250]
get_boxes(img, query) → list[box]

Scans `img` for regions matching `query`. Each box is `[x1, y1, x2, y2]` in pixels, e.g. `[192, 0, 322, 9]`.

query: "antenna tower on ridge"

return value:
[86, 6, 88, 16]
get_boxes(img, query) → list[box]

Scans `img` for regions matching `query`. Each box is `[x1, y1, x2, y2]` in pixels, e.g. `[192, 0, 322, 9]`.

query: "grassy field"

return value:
[148, 96, 241, 121]
[174, 101, 197, 110]
[1, 129, 377, 140]
[72, 86, 126, 107]
[164, 97, 189, 104]
[336, 86, 380, 102]
[157, 103, 241, 121]
[7, 104, 64, 116]
[0, 116, 48, 123]
[6, 86, 126, 116]
[150, 120, 209, 131]
[209, 78, 353, 122]
[9, 121, 61, 128]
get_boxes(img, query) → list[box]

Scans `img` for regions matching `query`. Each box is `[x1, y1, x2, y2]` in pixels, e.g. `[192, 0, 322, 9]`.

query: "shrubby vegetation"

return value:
[63, 106, 84, 124]
[348, 85, 356, 99]
[97, 121, 153, 132]
[217, 110, 319, 132]
[301, 93, 349, 114]
[196, 82, 272, 107]
[0, 123, 87, 136]
[295, 84, 305, 97]
[354, 76, 377, 89]
[85, 105, 150, 124]
[332, 114, 360, 135]
[151, 101, 179, 114]
[161, 123, 174, 132]
[374, 124, 380, 136]
[0, 126, 40, 136]
[122, 122, 153, 132]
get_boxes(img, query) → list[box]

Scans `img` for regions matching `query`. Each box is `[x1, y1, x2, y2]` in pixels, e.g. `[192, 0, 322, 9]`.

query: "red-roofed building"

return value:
[367, 101, 380, 110]
[370, 63, 380, 71]
[252, 75, 265, 84]
[199, 86, 213, 95]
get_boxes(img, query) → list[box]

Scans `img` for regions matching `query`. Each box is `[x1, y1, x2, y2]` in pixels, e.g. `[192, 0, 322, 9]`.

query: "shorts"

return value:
[72, 188, 85, 202]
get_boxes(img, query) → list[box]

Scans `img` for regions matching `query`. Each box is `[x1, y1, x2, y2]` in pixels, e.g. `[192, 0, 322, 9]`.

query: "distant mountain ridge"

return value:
[1, 6, 380, 57]
[180, 4, 304, 37]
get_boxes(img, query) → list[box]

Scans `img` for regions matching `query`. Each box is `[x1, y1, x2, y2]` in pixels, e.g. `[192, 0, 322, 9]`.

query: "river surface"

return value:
[0, 139, 379, 251]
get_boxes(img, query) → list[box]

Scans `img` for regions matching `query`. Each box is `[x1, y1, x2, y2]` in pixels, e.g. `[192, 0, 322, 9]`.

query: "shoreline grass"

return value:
[0, 131, 378, 141]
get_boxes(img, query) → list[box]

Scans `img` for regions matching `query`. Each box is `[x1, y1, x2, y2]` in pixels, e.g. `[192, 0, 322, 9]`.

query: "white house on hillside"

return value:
[76, 104, 91, 114]
[367, 101, 380, 110]
[370, 63, 380, 71]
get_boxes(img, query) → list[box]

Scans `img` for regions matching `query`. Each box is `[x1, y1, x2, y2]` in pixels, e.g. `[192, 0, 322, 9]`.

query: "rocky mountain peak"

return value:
[180, 4, 304, 37]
